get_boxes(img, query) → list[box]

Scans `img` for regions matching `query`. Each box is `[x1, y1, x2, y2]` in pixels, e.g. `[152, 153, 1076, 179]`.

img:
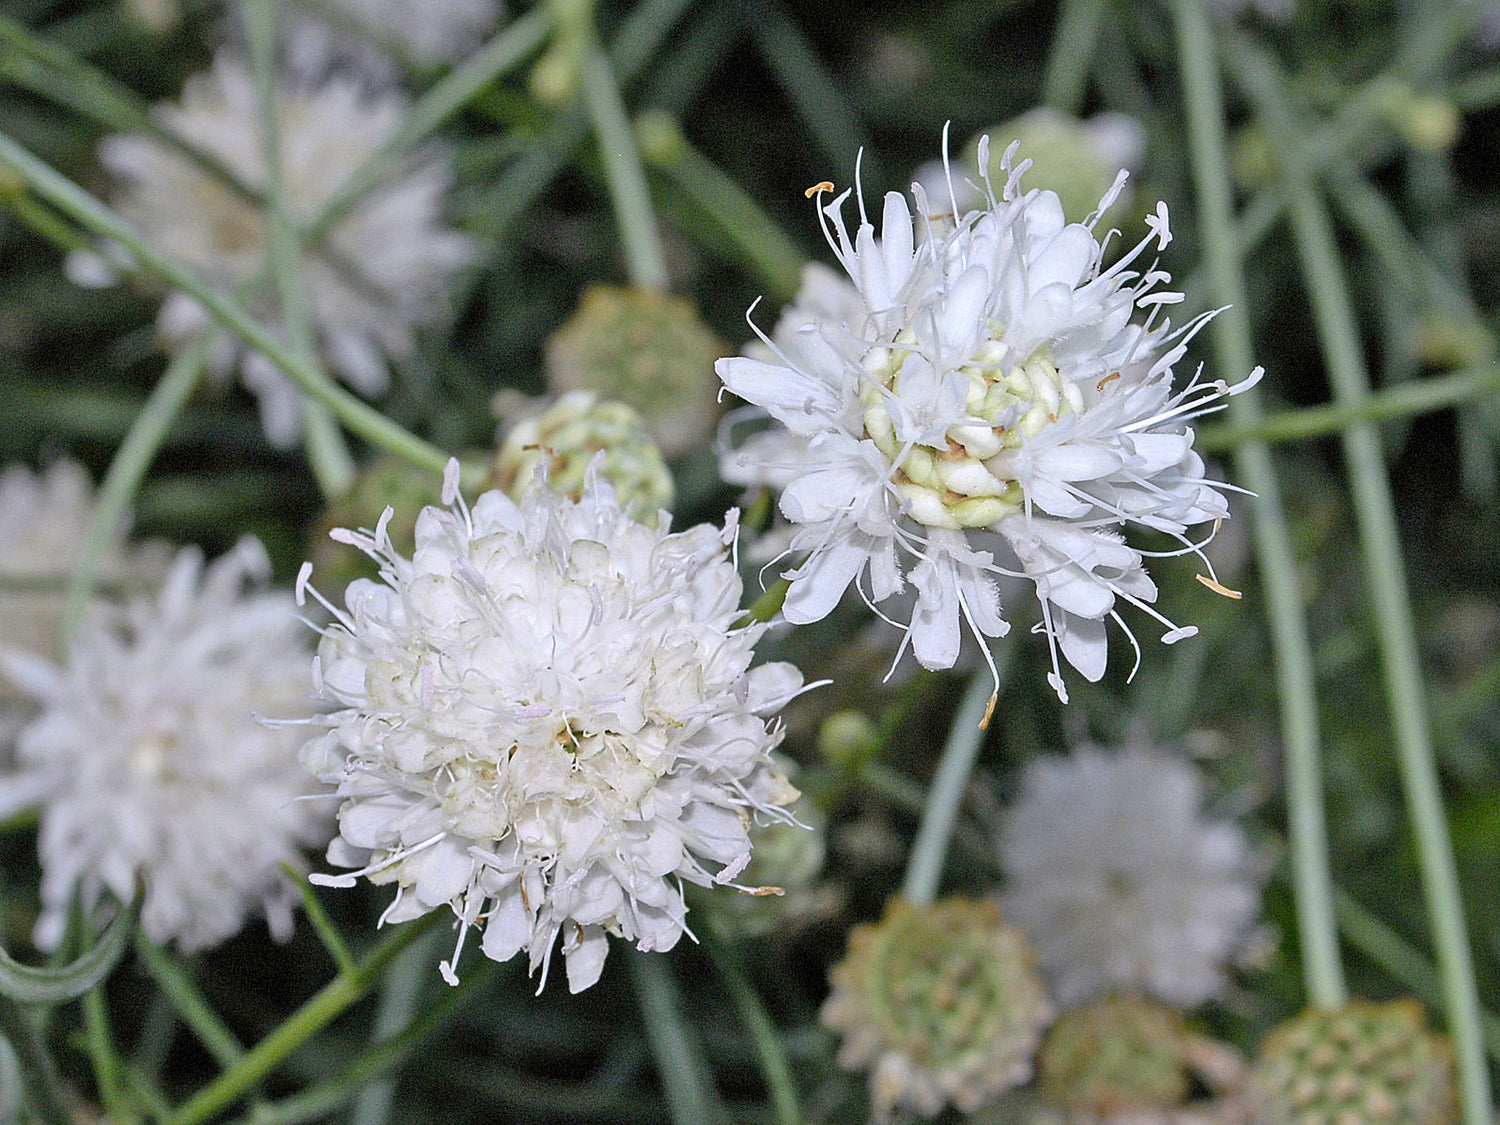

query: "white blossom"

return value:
[0, 539, 330, 952]
[90, 52, 475, 446]
[298, 465, 804, 993]
[0, 460, 167, 707]
[717, 139, 1259, 701]
[999, 742, 1262, 1009]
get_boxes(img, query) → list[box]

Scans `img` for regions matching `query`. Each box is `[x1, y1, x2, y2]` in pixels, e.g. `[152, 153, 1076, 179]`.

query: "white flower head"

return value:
[999, 741, 1262, 1009]
[299, 462, 804, 993]
[0, 539, 330, 953]
[93, 52, 475, 446]
[0, 460, 168, 704]
[717, 135, 1260, 702]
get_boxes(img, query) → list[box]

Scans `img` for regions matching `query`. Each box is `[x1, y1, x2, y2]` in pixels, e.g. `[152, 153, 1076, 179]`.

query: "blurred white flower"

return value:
[270, 0, 503, 87]
[999, 741, 1262, 1009]
[299, 465, 804, 993]
[0, 460, 167, 705]
[0, 539, 329, 952]
[90, 52, 475, 446]
[717, 140, 1258, 701]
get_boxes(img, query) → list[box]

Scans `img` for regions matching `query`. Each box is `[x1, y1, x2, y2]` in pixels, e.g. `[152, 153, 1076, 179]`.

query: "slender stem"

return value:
[628, 954, 730, 1125]
[901, 669, 999, 906]
[1233, 38, 1492, 1123]
[62, 336, 210, 647]
[134, 936, 246, 1070]
[0, 995, 70, 1125]
[84, 985, 133, 1122]
[350, 932, 437, 1125]
[0, 131, 461, 485]
[305, 8, 552, 239]
[1197, 364, 1500, 454]
[162, 913, 442, 1125]
[748, 2, 870, 174]
[635, 110, 804, 301]
[577, 32, 668, 291]
[701, 930, 801, 1125]
[226, 959, 494, 1125]
[1169, 0, 1345, 1009]
[1335, 890, 1500, 1064]
[245, 0, 354, 499]
[1043, 0, 1105, 112]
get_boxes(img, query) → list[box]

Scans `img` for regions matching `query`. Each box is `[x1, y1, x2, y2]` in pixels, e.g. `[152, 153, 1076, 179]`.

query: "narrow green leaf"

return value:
[0, 892, 141, 1006]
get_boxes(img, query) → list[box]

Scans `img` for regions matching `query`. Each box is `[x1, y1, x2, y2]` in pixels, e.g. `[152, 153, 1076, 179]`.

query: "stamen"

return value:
[804, 180, 834, 198]
[1196, 574, 1243, 600]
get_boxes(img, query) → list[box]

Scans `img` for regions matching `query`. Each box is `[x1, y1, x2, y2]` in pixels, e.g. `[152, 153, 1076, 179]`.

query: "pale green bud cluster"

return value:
[545, 285, 725, 459]
[1250, 999, 1456, 1125]
[489, 390, 673, 524]
[1038, 994, 1194, 1114]
[968, 109, 1140, 227]
[821, 896, 1054, 1118]
[861, 332, 1080, 530]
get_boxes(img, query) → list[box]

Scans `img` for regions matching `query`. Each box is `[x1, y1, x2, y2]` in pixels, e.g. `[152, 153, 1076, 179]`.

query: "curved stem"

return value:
[578, 31, 668, 291]
[1043, 0, 1105, 112]
[246, 0, 354, 499]
[0, 131, 461, 485]
[1232, 36, 1492, 1123]
[901, 668, 1000, 906]
[1198, 364, 1500, 454]
[1169, 0, 1345, 1009]
[701, 929, 801, 1125]
[62, 336, 210, 647]
[162, 912, 441, 1125]
[628, 953, 729, 1125]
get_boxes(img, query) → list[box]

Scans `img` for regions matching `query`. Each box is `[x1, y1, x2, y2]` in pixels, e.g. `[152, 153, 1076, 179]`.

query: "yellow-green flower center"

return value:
[858, 325, 1084, 530]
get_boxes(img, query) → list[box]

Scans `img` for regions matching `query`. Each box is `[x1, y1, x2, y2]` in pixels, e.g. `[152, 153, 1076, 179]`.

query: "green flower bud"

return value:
[1250, 999, 1457, 1125]
[822, 897, 1054, 1119]
[546, 285, 725, 460]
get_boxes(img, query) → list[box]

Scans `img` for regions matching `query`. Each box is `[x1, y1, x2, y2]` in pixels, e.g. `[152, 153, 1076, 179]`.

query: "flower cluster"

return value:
[299, 466, 803, 992]
[999, 741, 1262, 1008]
[718, 141, 1258, 700]
[0, 460, 166, 709]
[89, 51, 474, 445]
[820, 896, 1053, 1119]
[0, 539, 329, 952]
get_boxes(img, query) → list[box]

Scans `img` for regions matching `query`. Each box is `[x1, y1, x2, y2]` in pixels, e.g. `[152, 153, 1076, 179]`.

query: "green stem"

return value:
[0, 130, 461, 485]
[84, 985, 133, 1122]
[62, 336, 210, 647]
[162, 913, 441, 1125]
[737, 578, 790, 627]
[577, 33, 668, 291]
[1233, 37, 1491, 1123]
[227, 959, 494, 1125]
[0, 995, 70, 1125]
[748, 2, 869, 174]
[700, 930, 801, 1125]
[628, 953, 729, 1125]
[350, 932, 437, 1125]
[1197, 364, 1500, 454]
[901, 669, 999, 906]
[1335, 890, 1500, 1064]
[305, 8, 552, 240]
[1169, 0, 1345, 1008]
[245, 0, 354, 500]
[635, 109, 804, 301]
[134, 936, 246, 1070]
[0, 13, 262, 204]
[1043, 0, 1105, 112]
